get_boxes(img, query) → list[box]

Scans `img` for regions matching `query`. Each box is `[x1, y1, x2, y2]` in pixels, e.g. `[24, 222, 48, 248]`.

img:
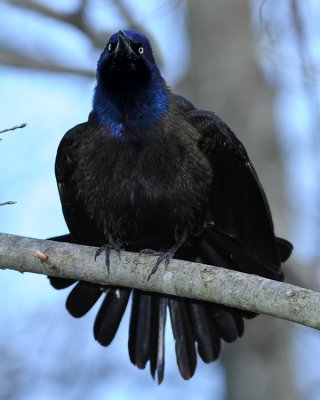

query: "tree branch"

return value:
[0, 232, 319, 330]
[0, 47, 94, 78]
[5, 0, 108, 48]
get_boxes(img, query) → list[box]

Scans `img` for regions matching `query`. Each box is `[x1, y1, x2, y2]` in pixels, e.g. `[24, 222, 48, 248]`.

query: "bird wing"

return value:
[49, 122, 99, 290]
[186, 108, 281, 273]
[53, 122, 132, 342]
[55, 122, 101, 246]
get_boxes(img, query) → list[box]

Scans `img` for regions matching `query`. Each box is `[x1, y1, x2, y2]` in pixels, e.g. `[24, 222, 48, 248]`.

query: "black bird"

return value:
[50, 30, 293, 383]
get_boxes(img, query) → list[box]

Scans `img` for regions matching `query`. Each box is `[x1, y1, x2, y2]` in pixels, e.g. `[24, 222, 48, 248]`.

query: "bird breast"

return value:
[74, 128, 212, 249]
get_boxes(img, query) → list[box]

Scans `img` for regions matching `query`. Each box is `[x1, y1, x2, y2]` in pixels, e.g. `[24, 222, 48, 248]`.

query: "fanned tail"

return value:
[47, 229, 291, 382]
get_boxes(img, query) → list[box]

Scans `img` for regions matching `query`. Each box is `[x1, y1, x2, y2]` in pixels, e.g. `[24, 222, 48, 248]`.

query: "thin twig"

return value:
[0, 123, 27, 135]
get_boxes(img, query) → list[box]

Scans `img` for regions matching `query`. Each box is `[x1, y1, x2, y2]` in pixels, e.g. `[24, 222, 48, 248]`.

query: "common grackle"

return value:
[50, 30, 293, 383]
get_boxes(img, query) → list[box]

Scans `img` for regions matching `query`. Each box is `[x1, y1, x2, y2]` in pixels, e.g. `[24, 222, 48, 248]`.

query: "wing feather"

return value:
[188, 109, 281, 272]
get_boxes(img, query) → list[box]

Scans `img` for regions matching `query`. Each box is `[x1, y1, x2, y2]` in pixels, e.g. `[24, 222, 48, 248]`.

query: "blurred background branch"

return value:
[0, 45, 94, 76]
[4, 0, 105, 47]
[0, 0, 162, 76]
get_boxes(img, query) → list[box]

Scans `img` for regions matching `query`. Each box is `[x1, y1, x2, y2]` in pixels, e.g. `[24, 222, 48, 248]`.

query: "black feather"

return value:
[149, 296, 167, 384]
[276, 237, 293, 262]
[94, 288, 130, 346]
[129, 290, 153, 369]
[169, 298, 197, 380]
[230, 309, 245, 337]
[48, 234, 73, 243]
[208, 304, 239, 343]
[149, 296, 160, 379]
[188, 301, 221, 363]
[48, 276, 76, 290]
[66, 281, 103, 318]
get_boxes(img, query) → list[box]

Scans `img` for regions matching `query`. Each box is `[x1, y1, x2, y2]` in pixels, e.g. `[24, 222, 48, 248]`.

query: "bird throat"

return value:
[92, 81, 169, 137]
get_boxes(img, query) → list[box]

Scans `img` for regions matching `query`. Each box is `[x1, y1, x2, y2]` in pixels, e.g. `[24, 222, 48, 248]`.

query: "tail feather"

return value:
[207, 304, 241, 343]
[48, 276, 76, 289]
[229, 309, 245, 337]
[154, 297, 167, 384]
[129, 290, 153, 369]
[149, 296, 160, 379]
[169, 298, 197, 380]
[94, 288, 130, 346]
[188, 301, 221, 363]
[66, 281, 103, 318]
[129, 292, 168, 384]
[149, 296, 168, 384]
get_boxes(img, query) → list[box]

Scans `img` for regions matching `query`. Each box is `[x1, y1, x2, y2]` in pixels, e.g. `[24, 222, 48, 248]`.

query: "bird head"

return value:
[97, 30, 162, 93]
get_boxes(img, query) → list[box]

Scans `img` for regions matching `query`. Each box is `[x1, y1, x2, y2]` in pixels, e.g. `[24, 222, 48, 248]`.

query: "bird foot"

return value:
[95, 240, 122, 274]
[140, 246, 178, 281]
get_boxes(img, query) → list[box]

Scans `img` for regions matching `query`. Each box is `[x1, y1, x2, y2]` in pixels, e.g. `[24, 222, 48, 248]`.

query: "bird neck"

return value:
[92, 79, 169, 137]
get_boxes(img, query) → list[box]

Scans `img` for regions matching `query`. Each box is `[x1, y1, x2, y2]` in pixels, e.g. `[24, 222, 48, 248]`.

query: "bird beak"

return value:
[115, 31, 134, 57]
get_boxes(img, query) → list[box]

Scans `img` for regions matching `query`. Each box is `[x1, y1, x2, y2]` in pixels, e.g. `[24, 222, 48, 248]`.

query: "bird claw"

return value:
[139, 248, 161, 257]
[95, 241, 122, 274]
[139, 248, 176, 281]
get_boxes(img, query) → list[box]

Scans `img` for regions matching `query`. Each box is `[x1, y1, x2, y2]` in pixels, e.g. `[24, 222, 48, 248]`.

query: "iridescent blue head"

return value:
[97, 30, 162, 90]
[93, 30, 168, 136]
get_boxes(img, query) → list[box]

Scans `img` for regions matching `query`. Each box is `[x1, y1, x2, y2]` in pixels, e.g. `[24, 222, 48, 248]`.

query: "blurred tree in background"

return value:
[1, 1, 320, 399]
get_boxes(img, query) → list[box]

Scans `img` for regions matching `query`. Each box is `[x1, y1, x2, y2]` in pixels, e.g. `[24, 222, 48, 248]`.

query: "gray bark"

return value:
[0, 233, 319, 331]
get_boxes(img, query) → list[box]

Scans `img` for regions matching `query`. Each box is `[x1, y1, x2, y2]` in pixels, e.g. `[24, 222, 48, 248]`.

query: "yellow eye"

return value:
[138, 47, 144, 54]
